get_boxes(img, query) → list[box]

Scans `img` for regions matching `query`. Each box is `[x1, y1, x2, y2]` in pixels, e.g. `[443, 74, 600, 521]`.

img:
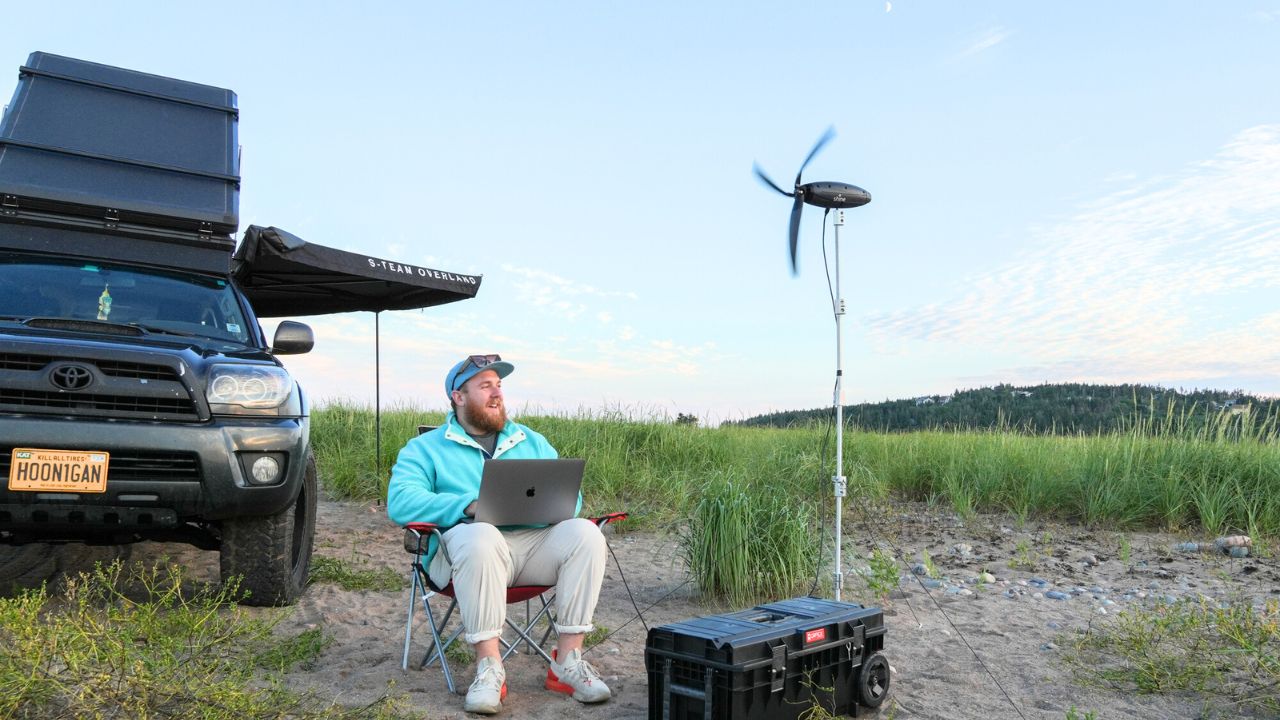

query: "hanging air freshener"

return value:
[97, 284, 112, 320]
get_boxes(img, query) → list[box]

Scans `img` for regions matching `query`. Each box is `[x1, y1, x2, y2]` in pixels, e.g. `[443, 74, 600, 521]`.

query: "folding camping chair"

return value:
[400, 513, 628, 693]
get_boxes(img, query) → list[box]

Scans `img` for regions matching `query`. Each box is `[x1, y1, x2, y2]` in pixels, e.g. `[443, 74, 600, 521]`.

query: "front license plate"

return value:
[8, 448, 109, 493]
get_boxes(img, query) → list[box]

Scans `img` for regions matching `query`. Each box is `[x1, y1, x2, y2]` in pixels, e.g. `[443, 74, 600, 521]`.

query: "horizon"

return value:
[3, 3, 1278, 425]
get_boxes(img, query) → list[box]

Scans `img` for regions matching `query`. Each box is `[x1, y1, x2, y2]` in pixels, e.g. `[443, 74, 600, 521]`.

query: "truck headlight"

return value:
[207, 364, 293, 411]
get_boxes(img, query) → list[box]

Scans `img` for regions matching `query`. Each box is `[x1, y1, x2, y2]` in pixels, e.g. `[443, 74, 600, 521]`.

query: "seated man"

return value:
[387, 354, 610, 715]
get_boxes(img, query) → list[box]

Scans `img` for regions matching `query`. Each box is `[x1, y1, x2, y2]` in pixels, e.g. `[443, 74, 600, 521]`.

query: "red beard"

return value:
[461, 400, 507, 434]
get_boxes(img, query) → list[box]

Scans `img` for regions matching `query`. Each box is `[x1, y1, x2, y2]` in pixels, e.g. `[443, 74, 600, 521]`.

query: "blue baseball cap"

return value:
[445, 354, 515, 397]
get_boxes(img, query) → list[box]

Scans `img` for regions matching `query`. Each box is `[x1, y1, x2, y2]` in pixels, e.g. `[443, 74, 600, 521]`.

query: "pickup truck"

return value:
[0, 52, 315, 605]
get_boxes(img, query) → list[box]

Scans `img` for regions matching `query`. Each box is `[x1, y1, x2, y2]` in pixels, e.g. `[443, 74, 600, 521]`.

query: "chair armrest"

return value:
[590, 512, 629, 527]
[403, 522, 443, 554]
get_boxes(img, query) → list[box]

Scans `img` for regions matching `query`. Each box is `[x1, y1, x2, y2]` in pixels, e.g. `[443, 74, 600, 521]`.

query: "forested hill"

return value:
[734, 383, 1277, 434]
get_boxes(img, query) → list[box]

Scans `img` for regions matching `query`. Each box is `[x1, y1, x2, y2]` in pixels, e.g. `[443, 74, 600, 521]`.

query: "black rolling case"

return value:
[645, 597, 890, 720]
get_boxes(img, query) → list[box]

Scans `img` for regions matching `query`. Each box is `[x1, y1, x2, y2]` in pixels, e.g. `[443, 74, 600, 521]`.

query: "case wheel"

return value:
[857, 651, 890, 708]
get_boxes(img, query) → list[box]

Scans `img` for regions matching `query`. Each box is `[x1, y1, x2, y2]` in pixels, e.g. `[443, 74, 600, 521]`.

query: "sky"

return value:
[3, 2, 1279, 424]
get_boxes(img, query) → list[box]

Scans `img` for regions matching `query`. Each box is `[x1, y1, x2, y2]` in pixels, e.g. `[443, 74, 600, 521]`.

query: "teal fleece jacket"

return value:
[386, 412, 580, 567]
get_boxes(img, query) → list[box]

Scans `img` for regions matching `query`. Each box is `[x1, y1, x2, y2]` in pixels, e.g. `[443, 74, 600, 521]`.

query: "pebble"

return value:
[1033, 592, 1044, 600]
[921, 578, 943, 589]
[952, 543, 973, 557]
[1090, 586, 1104, 594]
[910, 563, 928, 576]
[1040, 642, 1057, 651]
[1002, 589, 1018, 599]
[1029, 578, 1049, 588]
[1046, 621, 1061, 630]
[957, 588, 973, 597]
[1215, 535, 1251, 550]
[1045, 590, 1070, 601]
[1229, 547, 1250, 559]
[979, 572, 996, 584]
[1082, 554, 1099, 566]
[1175, 541, 1202, 553]
[1096, 606, 1108, 615]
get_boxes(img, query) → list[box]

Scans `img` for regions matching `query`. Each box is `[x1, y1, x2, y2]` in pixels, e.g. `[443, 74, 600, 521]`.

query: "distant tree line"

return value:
[732, 383, 1279, 436]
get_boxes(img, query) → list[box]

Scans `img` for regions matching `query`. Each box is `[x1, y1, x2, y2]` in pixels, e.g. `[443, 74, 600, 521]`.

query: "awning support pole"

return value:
[375, 310, 382, 480]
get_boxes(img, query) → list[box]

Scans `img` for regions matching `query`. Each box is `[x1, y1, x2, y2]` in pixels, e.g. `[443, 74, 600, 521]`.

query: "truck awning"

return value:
[231, 225, 481, 317]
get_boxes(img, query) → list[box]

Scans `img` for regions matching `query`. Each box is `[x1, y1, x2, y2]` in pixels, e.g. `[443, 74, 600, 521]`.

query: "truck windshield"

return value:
[0, 254, 254, 345]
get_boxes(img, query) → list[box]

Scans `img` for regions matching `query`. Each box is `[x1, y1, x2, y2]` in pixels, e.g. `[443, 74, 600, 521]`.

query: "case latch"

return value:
[770, 643, 787, 693]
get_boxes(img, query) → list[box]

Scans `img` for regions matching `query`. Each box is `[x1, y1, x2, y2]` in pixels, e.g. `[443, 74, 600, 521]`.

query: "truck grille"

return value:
[95, 360, 182, 382]
[0, 448, 202, 482]
[0, 389, 196, 416]
[0, 354, 49, 371]
[0, 352, 199, 421]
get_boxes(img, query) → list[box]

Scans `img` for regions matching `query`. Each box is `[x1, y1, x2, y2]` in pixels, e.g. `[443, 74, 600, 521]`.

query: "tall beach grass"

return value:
[312, 402, 1280, 601]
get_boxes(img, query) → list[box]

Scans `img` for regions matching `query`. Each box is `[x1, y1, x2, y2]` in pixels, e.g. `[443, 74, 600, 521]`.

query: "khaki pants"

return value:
[429, 518, 607, 644]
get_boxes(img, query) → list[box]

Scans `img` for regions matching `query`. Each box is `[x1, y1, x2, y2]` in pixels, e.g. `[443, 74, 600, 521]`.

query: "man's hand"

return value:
[464, 500, 477, 517]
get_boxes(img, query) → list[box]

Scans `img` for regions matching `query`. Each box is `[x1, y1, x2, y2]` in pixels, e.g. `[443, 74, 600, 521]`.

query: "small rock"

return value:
[922, 578, 944, 589]
[1175, 541, 1201, 553]
[910, 563, 929, 576]
[1096, 606, 1108, 615]
[957, 588, 974, 597]
[952, 543, 973, 557]
[1082, 554, 1099, 566]
[1046, 621, 1061, 630]
[1229, 547, 1250, 559]
[1214, 535, 1252, 550]
[1040, 642, 1058, 651]
[1028, 578, 1049, 588]
[1090, 586, 1104, 594]
[1033, 592, 1044, 600]
[1045, 590, 1070, 601]
[979, 572, 996, 584]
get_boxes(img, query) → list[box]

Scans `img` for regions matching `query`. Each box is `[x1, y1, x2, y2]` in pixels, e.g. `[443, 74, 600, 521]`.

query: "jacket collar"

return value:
[443, 412, 527, 458]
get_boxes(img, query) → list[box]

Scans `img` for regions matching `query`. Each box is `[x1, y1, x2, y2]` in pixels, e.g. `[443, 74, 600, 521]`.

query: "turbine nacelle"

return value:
[753, 128, 871, 274]
[800, 182, 871, 209]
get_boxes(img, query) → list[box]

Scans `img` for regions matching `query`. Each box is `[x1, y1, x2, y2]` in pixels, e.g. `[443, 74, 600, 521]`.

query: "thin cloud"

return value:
[954, 25, 1013, 61]
[866, 124, 1280, 387]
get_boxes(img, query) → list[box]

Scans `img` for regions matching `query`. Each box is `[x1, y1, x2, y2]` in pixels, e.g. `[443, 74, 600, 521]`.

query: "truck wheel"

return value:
[219, 451, 317, 606]
[856, 651, 890, 708]
[0, 544, 58, 595]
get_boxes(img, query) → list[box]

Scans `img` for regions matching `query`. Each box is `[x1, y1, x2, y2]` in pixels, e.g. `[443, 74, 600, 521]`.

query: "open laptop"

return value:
[473, 458, 585, 526]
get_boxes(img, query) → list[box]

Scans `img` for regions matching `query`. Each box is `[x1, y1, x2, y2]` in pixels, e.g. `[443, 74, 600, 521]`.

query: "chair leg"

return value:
[401, 569, 421, 671]
[502, 595, 557, 664]
[422, 592, 458, 694]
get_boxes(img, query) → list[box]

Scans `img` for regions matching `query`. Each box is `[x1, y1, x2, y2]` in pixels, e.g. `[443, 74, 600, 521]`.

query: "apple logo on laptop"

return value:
[525, 486, 536, 497]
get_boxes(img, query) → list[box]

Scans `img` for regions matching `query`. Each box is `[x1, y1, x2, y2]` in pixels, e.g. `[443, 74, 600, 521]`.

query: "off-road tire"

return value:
[0, 544, 58, 595]
[219, 451, 317, 606]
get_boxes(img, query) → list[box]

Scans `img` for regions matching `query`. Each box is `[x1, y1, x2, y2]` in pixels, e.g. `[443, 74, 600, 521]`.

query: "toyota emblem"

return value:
[50, 363, 94, 391]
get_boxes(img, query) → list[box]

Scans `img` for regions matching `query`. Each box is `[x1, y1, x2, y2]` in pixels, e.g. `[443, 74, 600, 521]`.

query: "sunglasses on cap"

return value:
[465, 354, 501, 369]
[450, 354, 503, 392]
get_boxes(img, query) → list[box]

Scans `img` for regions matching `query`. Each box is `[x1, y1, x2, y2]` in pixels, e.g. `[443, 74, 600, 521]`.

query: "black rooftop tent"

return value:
[232, 225, 482, 475]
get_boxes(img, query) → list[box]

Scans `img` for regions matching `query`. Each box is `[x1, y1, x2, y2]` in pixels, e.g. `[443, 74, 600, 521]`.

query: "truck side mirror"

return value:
[272, 320, 314, 355]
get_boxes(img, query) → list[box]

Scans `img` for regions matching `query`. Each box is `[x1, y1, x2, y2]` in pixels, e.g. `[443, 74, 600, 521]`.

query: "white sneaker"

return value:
[546, 648, 611, 703]
[463, 656, 506, 715]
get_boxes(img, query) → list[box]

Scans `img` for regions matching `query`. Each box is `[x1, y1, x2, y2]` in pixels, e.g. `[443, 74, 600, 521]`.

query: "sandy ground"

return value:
[6, 499, 1278, 719]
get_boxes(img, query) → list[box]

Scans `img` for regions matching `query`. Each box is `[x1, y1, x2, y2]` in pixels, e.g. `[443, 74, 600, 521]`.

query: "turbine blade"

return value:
[753, 164, 794, 197]
[795, 126, 836, 186]
[789, 194, 804, 274]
